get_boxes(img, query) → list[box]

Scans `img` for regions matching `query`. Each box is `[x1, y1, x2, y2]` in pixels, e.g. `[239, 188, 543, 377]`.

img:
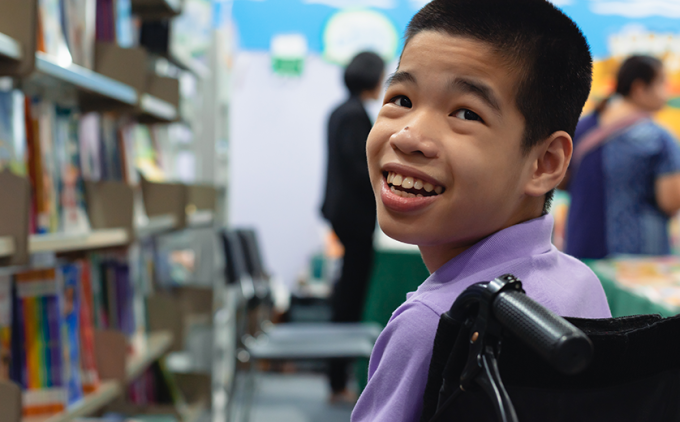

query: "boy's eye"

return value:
[389, 95, 412, 108]
[453, 109, 483, 122]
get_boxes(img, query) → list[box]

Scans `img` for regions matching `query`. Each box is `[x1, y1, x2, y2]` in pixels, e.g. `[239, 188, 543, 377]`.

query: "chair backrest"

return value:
[220, 230, 249, 285]
[235, 228, 267, 280]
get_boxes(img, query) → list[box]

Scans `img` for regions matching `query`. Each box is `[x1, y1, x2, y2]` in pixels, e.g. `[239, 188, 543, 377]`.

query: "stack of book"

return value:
[2, 252, 140, 417]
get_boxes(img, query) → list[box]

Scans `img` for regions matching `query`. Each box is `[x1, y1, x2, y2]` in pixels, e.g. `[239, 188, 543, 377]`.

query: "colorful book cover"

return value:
[78, 112, 101, 181]
[0, 86, 27, 176]
[28, 99, 60, 234]
[13, 268, 67, 416]
[77, 259, 99, 393]
[63, 0, 96, 69]
[116, 0, 134, 48]
[116, 262, 134, 337]
[118, 119, 139, 185]
[59, 264, 83, 405]
[37, 0, 73, 66]
[88, 253, 107, 329]
[55, 107, 90, 234]
[95, 0, 116, 43]
[0, 274, 11, 381]
[100, 113, 122, 181]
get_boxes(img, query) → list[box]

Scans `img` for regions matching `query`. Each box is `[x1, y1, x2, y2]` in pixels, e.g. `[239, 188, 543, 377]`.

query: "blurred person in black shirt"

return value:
[321, 51, 385, 403]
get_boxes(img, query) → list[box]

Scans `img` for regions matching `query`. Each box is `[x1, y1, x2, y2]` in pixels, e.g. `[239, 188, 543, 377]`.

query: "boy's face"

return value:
[367, 31, 544, 270]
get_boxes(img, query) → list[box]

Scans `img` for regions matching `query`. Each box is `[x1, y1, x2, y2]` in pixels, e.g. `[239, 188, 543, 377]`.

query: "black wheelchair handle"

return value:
[492, 290, 593, 375]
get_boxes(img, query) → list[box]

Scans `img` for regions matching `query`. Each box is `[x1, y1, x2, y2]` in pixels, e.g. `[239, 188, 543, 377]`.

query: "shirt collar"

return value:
[424, 214, 555, 286]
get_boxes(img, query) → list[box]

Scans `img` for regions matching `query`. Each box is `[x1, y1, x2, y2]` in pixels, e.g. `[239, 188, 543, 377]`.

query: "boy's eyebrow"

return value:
[386, 71, 417, 87]
[386, 72, 502, 116]
[451, 77, 502, 115]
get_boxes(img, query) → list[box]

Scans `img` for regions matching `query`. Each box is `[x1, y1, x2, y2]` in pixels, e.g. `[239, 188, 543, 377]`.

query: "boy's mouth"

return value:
[383, 171, 445, 198]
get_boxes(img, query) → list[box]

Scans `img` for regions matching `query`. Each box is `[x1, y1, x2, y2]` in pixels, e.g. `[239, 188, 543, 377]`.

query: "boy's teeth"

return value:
[392, 174, 403, 186]
[386, 171, 444, 196]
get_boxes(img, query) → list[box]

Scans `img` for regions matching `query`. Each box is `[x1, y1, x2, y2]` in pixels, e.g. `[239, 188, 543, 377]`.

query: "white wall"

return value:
[228, 52, 346, 287]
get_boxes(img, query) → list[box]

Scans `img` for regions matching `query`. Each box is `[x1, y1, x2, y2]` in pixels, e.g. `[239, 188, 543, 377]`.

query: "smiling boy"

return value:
[351, 1, 611, 421]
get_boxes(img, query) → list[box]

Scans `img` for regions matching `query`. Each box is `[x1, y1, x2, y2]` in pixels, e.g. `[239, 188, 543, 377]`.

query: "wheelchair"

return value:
[422, 274, 680, 422]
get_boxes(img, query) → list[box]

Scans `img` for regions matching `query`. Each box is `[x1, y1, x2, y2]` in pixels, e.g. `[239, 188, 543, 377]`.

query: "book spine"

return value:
[40, 295, 51, 388]
[47, 295, 62, 388]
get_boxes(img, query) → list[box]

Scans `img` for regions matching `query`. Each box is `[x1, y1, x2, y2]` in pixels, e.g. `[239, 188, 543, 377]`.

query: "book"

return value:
[55, 107, 90, 234]
[0, 85, 27, 176]
[0, 274, 11, 381]
[100, 113, 123, 181]
[95, 0, 116, 43]
[37, 0, 73, 66]
[59, 264, 83, 406]
[116, 0, 134, 48]
[78, 112, 102, 181]
[62, 0, 96, 69]
[77, 259, 100, 394]
[26, 99, 60, 234]
[13, 268, 67, 416]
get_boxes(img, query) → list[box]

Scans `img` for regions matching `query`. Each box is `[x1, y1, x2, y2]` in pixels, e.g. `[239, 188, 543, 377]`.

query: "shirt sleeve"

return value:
[654, 129, 680, 177]
[338, 111, 371, 187]
[351, 302, 440, 422]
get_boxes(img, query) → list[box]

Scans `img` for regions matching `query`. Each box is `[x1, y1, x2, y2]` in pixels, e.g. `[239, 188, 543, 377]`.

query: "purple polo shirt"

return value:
[351, 214, 611, 422]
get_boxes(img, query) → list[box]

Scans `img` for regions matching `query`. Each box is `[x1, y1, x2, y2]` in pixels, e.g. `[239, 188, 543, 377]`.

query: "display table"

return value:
[587, 256, 680, 318]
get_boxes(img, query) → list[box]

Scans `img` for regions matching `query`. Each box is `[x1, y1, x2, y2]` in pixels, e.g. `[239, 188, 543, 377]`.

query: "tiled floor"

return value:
[248, 373, 353, 422]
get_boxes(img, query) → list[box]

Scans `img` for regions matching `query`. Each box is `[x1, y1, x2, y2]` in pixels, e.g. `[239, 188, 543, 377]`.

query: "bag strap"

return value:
[572, 112, 649, 168]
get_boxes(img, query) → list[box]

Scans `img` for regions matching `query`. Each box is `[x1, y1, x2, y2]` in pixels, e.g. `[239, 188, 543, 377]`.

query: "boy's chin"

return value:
[378, 220, 428, 246]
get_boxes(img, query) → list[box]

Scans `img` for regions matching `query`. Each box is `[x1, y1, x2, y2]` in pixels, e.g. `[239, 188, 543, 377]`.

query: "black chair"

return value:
[219, 229, 379, 422]
[421, 274, 680, 422]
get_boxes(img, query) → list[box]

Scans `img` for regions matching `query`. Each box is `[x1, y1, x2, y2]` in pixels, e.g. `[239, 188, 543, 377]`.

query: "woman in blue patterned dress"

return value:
[565, 55, 680, 259]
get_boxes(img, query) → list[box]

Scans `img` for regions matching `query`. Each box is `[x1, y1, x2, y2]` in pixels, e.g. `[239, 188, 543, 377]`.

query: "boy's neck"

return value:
[418, 203, 544, 273]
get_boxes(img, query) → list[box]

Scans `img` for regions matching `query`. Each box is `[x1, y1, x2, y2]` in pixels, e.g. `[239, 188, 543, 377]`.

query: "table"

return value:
[357, 242, 428, 390]
[587, 256, 680, 318]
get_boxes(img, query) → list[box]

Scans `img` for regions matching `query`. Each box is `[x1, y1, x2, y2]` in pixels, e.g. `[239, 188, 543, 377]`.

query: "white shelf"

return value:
[126, 330, 174, 382]
[0, 236, 15, 257]
[136, 214, 178, 238]
[187, 210, 214, 227]
[22, 380, 121, 422]
[140, 93, 178, 121]
[29, 229, 129, 254]
[0, 32, 21, 61]
[34, 52, 138, 105]
[169, 52, 210, 79]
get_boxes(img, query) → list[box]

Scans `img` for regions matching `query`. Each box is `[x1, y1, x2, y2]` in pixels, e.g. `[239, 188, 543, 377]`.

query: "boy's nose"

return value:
[388, 122, 439, 159]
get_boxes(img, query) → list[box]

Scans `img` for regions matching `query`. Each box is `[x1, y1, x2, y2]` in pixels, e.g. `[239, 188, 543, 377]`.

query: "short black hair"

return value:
[616, 55, 663, 97]
[405, 0, 593, 213]
[344, 52, 385, 96]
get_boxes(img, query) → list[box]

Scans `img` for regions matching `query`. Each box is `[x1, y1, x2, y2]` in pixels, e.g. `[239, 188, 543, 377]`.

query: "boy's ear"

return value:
[524, 131, 572, 197]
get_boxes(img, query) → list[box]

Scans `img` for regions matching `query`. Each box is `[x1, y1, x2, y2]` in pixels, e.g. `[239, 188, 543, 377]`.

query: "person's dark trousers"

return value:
[328, 221, 375, 394]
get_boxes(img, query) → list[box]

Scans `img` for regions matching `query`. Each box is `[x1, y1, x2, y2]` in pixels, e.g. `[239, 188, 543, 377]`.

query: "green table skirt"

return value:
[357, 249, 429, 390]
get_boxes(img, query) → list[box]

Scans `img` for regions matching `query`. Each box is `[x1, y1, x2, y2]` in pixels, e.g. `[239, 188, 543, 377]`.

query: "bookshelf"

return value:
[22, 381, 121, 422]
[28, 229, 129, 254]
[187, 210, 214, 228]
[0, 32, 21, 61]
[0, 236, 15, 257]
[126, 331, 174, 382]
[33, 52, 138, 106]
[17, 331, 175, 422]
[140, 93, 178, 121]
[135, 214, 178, 238]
